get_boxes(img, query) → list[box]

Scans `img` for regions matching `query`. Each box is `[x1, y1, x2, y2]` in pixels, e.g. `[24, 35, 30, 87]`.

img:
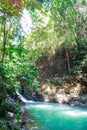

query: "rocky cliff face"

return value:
[40, 82, 87, 106]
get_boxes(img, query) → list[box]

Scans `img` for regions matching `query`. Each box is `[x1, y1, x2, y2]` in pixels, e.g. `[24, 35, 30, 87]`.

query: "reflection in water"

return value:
[25, 103, 87, 130]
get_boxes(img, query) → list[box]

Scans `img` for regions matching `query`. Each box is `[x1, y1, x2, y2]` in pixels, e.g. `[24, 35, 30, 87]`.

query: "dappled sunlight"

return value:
[1, 0, 87, 129]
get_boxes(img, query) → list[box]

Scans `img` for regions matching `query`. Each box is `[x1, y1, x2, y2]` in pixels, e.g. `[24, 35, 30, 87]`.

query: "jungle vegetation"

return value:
[0, 0, 87, 129]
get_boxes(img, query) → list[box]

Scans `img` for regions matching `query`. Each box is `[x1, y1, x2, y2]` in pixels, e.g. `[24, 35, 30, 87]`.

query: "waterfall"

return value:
[16, 90, 34, 103]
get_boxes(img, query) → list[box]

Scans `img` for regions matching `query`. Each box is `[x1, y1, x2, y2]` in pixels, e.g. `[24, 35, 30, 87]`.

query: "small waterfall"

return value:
[16, 90, 34, 103]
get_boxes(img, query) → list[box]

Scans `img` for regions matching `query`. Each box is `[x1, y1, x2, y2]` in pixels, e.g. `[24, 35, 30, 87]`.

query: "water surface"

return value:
[25, 103, 87, 130]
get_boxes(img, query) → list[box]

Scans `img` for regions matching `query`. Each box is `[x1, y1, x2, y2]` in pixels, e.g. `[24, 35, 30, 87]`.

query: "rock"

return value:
[55, 94, 66, 103]
[70, 100, 87, 107]
[7, 95, 15, 104]
[13, 119, 18, 124]
[79, 103, 87, 107]
[8, 112, 14, 118]
[70, 103, 75, 106]
[22, 128, 25, 130]
[21, 120, 26, 125]
[20, 107, 25, 115]
[70, 101, 80, 106]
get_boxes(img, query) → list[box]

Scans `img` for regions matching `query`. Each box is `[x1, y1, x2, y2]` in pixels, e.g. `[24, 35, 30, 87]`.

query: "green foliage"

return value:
[81, 0, 87, 5]
[0, 0, 41, 128]
[70, 12, 87, 75]
[13, 106, 20, 120]
[0, 0, 87, 128]
[0, 120, 7, 130]
[0, 0, 22, 16]
[0, 119, 21, 130]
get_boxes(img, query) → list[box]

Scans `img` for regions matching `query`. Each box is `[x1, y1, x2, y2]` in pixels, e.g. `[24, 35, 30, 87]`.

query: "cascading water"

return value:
[16, 90, 34, 103]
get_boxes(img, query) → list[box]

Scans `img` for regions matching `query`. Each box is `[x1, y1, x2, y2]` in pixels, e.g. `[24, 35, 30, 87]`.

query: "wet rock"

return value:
[20, 120, 26, 126]
[70, 101, 80, 106]
[8, 112, 14, 118]
[79, 103, 87, 107]
[20, 107, 25, 115]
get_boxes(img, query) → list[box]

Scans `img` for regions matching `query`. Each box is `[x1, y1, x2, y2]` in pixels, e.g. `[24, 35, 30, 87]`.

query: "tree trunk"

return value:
[1, 14, 7, 94]
[2, 13, 6, 63]
[66, 49, 71, 78]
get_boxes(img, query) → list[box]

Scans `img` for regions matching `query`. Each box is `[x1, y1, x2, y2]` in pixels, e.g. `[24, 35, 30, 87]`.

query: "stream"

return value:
[25, 102, 87, 130]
